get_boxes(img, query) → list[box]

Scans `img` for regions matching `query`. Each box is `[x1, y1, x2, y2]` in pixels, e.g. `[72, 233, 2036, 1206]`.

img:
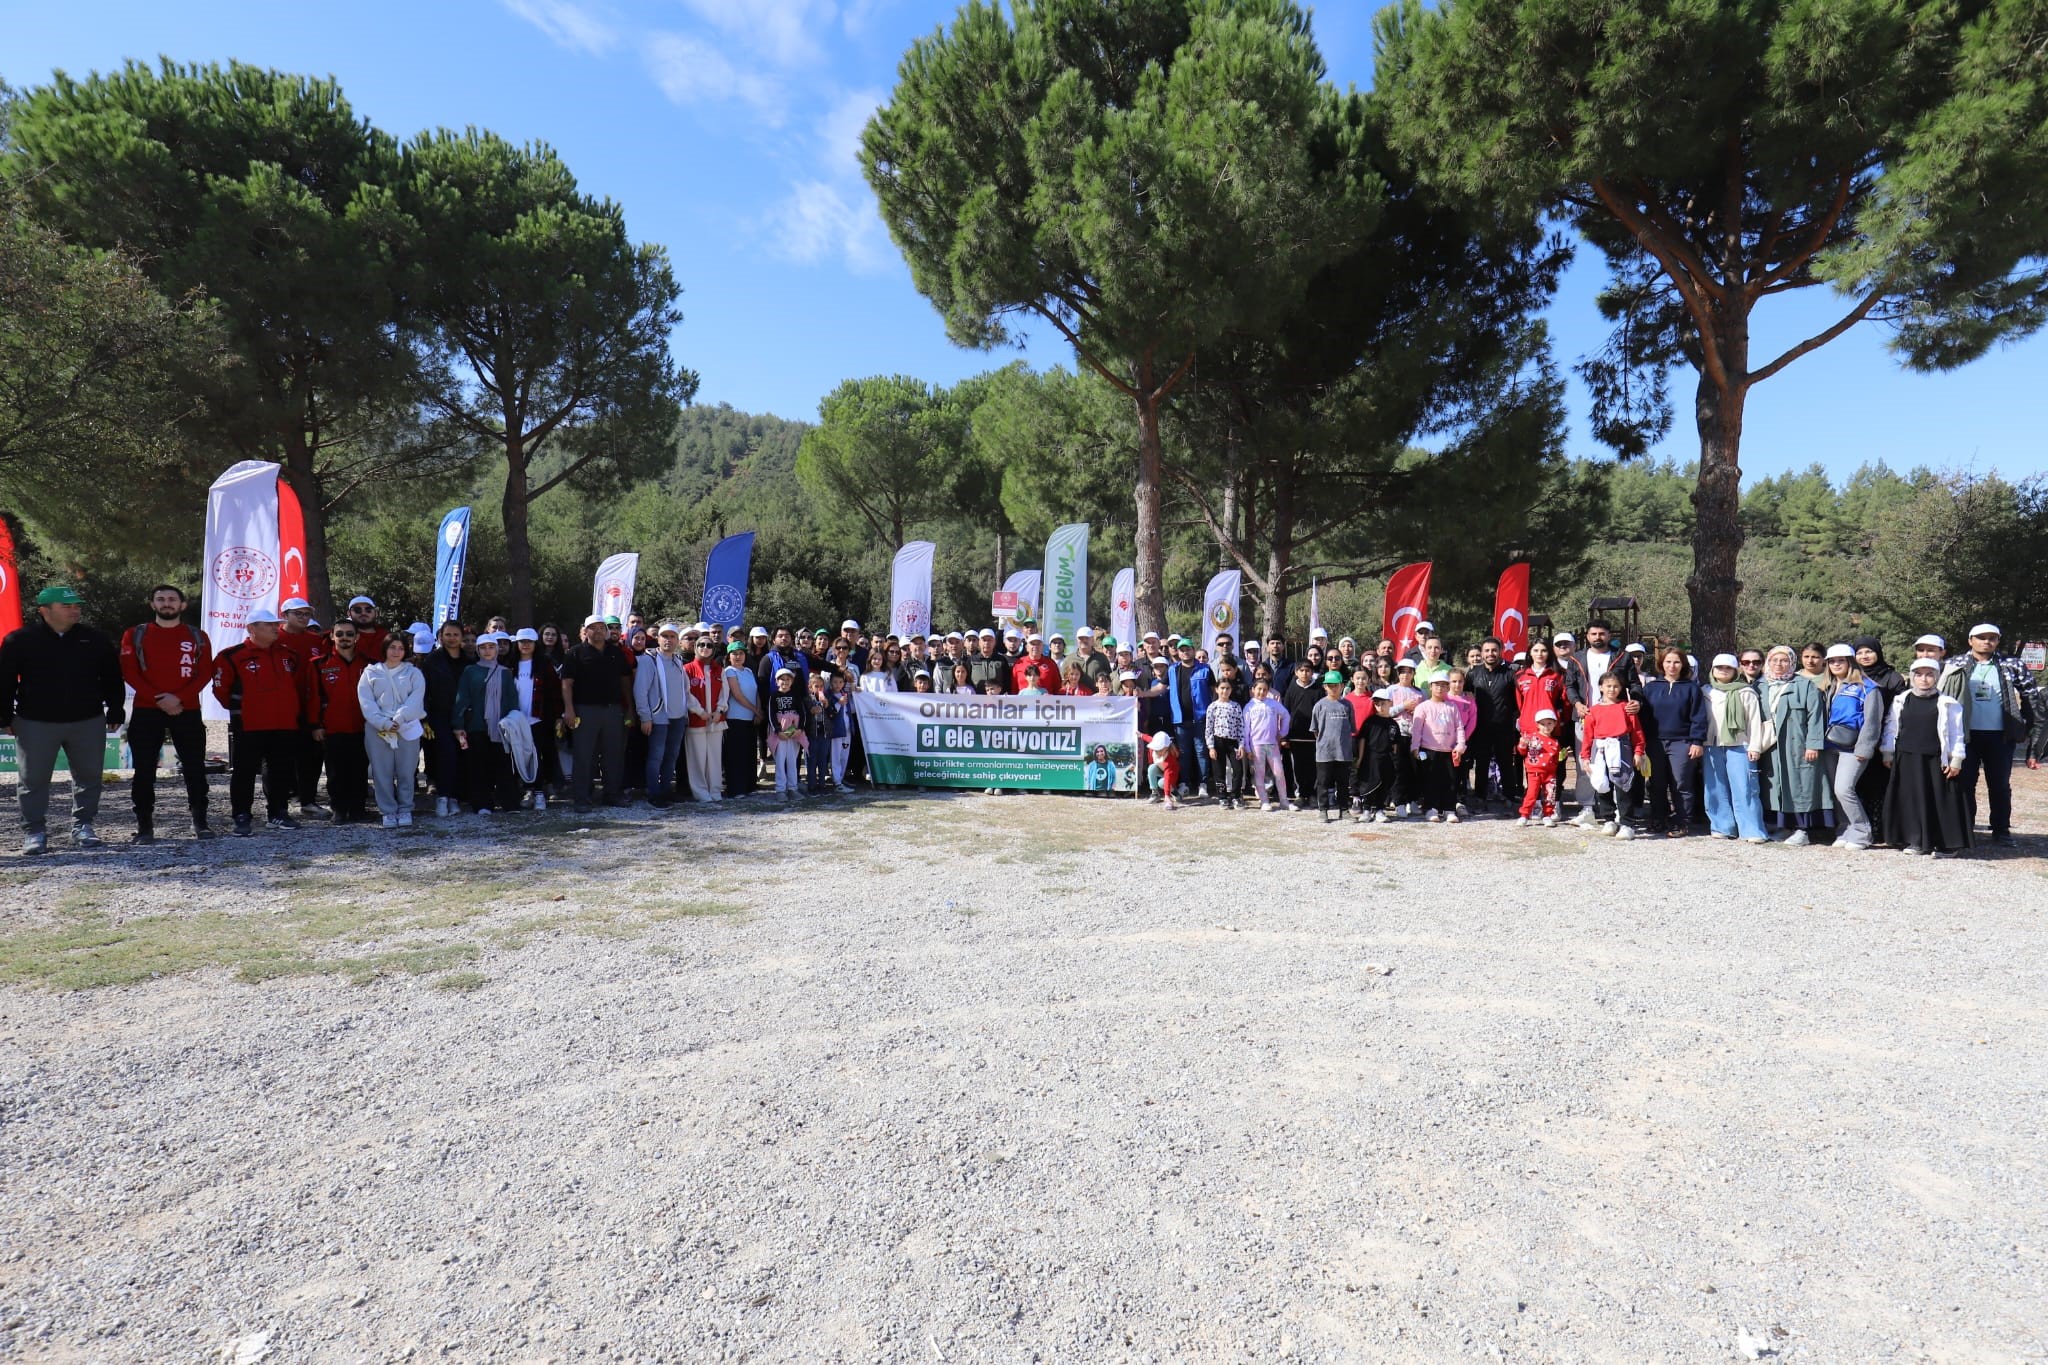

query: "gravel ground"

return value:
[1, 764, 2045, 1364]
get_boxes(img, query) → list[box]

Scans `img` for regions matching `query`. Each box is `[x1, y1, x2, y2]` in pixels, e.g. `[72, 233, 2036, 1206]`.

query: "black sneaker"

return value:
[1991, 833, 2016, 848]
[194, 823, 219, 840]
[232, 815, 254, 837]
[133, 823, 157, 846]
[268, 815, 302, 831]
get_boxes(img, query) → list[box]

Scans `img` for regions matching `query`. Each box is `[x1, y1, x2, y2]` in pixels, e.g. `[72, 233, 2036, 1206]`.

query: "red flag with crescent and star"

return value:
[1382, 562, 1432, 655]
[1493, 563, 1531, 657]
[0, 516, 20, 637]
[278, 478, 309, 605]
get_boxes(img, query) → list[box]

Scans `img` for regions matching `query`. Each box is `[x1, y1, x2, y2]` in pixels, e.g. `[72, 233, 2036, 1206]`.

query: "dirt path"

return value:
[1, 773, 2045, 1361]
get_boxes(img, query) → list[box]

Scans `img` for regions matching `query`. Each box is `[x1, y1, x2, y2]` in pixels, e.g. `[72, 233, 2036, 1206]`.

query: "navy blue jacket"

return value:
[1642, 678, 1708, 745]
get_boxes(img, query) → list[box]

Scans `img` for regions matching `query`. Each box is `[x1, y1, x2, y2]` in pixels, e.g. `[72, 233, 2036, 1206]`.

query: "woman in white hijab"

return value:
[1880, 656, 1971, 855]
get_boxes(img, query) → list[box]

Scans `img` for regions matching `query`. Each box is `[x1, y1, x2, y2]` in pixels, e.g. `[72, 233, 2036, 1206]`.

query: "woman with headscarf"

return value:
[1700, 654, 1769, 842]
[1760, 644, 1829, 844]
[1850, 635, 1904, 840]
[1880, 656, 1971, 855]
[1820, 644, 1883, 850]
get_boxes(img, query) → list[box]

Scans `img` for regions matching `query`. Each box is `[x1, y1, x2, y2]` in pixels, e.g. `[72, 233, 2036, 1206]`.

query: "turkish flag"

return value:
[278, 477, 309, 605]
[1382, 561, 1432, 655]
[1493, 563, 1532, 656]
[0, 517, 20, 637]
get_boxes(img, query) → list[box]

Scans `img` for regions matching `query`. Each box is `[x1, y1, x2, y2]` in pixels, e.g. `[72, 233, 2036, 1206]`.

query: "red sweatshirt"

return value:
[212, 640, 305, 731]
[1577, 701, 1646, 761]
[1515, 667, 1568, 735]
[277, 626, 325, 672]
[308, 651, 371, 735]
[120, 621, 213, 712]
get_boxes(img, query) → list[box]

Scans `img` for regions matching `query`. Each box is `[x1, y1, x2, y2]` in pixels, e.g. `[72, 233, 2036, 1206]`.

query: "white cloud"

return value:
[500, 0, 617, 54]
[677, 0, 838, 68]
[765, 180, 892, 274]
[819, 88, 883, 176]
[644, 32, 784, 122]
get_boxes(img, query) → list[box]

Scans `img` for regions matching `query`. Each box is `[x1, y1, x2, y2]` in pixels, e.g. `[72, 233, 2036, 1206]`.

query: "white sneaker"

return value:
[1445, 812, 1460, 824]
[1424, 809, 1440, 823]
[381, 815, 398, 829]
[1785, 830, 1811, 847]
[397, 812, 413, 827]
[1602, 820, 1619, 835]
[1574, 810, 1597, 828]
[1516, 816, 1530, 827]
[1542, 815, 1558, 828]
[1455, 803, 1469, 817]
[1615, 825, 1635, 840]
[1260, 802, 1275, 812]
[1286, 802, 1300, 812]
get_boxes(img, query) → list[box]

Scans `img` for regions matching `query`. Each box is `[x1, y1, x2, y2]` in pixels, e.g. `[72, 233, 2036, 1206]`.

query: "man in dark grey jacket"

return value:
[0, 585, 125, 854]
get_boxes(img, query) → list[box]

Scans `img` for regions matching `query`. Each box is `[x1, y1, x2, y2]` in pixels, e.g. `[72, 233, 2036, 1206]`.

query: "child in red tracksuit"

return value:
[1519, 709, 1563, 825]
[1146, 729, 1180, 810]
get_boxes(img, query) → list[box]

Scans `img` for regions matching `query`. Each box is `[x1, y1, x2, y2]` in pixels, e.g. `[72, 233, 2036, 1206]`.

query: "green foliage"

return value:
[864, 0, 1376, 630]
[796, 375, 968, 549]
[400, 128, 697, 620]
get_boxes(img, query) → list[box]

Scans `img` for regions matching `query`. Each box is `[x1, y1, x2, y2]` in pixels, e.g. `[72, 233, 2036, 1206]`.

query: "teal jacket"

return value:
[453, 661, 518, 740]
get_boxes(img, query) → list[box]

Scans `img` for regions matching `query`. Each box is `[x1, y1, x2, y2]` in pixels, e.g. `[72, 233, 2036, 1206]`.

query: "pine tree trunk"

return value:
[281, 431, 333, 621]
[1688, 369, 1747, 655]
[503, 436, 534, 627]
[1132, 377, 1168, 638]
[1261, 476, 1295, 640]
[994, 529, 1005, 587]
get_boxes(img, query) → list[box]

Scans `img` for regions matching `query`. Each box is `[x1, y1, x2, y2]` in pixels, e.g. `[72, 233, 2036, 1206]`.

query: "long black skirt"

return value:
[1883, 752, 1972, 853]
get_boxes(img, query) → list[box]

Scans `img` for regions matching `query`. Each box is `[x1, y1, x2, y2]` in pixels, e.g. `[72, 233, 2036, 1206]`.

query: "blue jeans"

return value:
[644, 720, 686, 800]
[1959, 729, 2015, 837]
[1175, 720, 1208, 793]
[1702, 745, 1766, 839]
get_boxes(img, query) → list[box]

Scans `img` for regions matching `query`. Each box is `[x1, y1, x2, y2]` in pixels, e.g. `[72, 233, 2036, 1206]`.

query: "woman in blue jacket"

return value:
[1641, 646, 1707, 837]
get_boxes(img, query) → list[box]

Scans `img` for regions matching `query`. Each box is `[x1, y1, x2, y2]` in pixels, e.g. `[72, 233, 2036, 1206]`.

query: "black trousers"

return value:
[1469, 724, 1520, 805]
[324, 734, 369, 819]
[1287, 739, 1317, 803]
[1315, 758, 1351, 811]
[296, 726, 323, 805]
[724, 720, 758, 795]
[1210, 737, 1241, 799]
[128, 708, 208, 825]
[464, 737, 521, 812]
[230, 725, 296, 820]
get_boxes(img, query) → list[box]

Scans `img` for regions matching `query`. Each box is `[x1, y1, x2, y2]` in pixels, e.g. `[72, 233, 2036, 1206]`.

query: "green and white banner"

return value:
[1042, 522, 1089, 642]
[0, 734, 128, 775]
[853, 691, 1139, 791]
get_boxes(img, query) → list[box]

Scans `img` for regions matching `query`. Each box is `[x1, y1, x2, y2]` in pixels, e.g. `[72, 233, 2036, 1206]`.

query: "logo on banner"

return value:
[704, 585, 744, 622]
[895, 599, 928, 635]
[1117, 590, 1131, 613]
[1499, 608, 1525, 636]
[444, 520, 465, 549]
[282, 546, 305, 586]
[601, 580, 626, 610]
[1209, 600, 1234, 630]
[211, 547, 277, 601]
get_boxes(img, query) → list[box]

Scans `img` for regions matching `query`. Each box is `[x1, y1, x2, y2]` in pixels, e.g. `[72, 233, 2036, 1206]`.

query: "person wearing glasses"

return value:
[683, 631, 729, 802]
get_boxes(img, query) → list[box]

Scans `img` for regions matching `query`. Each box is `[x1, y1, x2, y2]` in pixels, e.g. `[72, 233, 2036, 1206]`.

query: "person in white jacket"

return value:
[356, 634, 427, 828]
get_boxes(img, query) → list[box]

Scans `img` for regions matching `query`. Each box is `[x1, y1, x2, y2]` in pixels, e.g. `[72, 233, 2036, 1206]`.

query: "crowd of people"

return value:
[0, 580, 2040, 859]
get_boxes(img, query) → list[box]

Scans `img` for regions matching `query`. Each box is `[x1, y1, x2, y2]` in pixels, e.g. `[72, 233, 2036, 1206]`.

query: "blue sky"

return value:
[10, 0, 2045, 486]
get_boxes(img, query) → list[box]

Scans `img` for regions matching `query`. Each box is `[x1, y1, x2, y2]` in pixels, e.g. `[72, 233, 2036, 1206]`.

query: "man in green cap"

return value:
[0, 586, 126, 854]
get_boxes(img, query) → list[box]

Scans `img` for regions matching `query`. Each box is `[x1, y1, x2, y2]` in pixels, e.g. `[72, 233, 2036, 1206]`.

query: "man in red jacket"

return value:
[277, 596, 329, 817]
[120, 584, 215, 844]
[308, 620, 372, 823]
[211, 608, 305, 836]
[344, 595, 388, 661]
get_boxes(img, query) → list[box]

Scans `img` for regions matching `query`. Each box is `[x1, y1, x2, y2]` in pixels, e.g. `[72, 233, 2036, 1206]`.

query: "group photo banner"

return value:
[853, 691, 1139, 792]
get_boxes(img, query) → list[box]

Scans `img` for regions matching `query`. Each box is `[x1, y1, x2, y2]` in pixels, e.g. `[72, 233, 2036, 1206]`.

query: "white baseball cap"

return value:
[842, 619, 860, 630]
[1711, 653, 1739, 670]
[1027, 633, 1044, 643]
[1142, 631, 1160, 641]
[245, 608, 282, 625]
[1076, 626, 1093, 638]
[749, 626, 768, 637]
[1969, 623, 2000, 638]
[1914, 633, 1945, 649]
[347, 595, 375, 608]
[1118, 670, 1139, 682]
[279, 597, 311, 612]
[583, 614, 605, 628]
[1309, 627, 1329, 640]
[1626, 642, 1646, 654]
[978, 628, 996, 638]
[1553, 631, 1575, 643]
[1050, 632, 1066, 641]
[774, 666, 795, 679]
[1373, 689, 1392, 701]
[1533, 707, 1556, 721]
[1417, 620, 1435, 632]
[1909, 656, 1941, 673]
[513, 627, 539, 643]
[1825, 643, 1854, 660]
[658, 622, 682, 636]
[1148, 731, 1174, 751]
